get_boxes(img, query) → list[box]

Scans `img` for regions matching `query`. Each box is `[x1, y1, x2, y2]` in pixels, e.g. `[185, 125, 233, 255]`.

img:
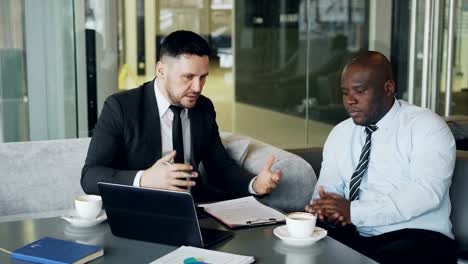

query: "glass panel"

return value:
[83, 0, 119, 134]
[113, 0, 377, 149]
[306, 0, 369, 147]
[0, 0, 29, 142]
[440, 0, 468, 150]
[207, 0, 234, 131]
[393, 0, 468, 150]
[234, 0, 308, 148]
[23, 0, 77, 140]
[151, 0, 235, 132]
[397, 1, 427, 106]
[0, 0, 79, 142]
[439, 0, 468, 116]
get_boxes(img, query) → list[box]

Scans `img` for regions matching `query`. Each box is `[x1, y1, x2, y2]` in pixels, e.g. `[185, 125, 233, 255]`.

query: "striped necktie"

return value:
[349, 125, 378, 201]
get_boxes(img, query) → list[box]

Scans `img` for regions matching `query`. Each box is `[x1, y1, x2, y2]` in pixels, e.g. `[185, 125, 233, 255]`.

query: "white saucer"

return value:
[273, 225, 327, 246]
[61, 210, 107, 228]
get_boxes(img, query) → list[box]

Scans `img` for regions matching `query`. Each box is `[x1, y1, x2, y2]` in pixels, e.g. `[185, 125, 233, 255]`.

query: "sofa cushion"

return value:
[221, 134, 250, 167]
[0, 138, 89, 221]
[220, 132, 317, 212]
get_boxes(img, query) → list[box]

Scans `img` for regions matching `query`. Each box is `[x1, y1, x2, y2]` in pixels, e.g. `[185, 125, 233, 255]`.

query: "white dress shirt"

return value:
[133, 82, 191, 186]
[313, 99, 456, 238]
[133, 81, 258, 194]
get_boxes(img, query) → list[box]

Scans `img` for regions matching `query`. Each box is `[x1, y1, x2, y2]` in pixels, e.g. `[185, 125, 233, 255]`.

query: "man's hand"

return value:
[140, 151, 198, 192]
[305, 186, 351, 226]
[252, 156, 282, 195]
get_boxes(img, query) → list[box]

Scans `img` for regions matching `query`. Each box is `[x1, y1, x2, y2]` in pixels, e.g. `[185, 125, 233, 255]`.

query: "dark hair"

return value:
[158, 30, 211, 60]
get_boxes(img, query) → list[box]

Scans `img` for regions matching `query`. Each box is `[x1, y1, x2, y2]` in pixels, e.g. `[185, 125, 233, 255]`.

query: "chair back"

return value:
[0, 138, 90, 219]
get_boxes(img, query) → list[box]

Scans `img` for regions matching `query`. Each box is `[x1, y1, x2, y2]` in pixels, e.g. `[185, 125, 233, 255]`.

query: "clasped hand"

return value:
[305, 186, 352, 227]
[140, 151, 197, 192]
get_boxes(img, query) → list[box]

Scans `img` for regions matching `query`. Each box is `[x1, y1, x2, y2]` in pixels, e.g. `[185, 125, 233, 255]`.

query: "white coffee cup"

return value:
[75, 195, 102, 220]
[286, 212, 317, 238]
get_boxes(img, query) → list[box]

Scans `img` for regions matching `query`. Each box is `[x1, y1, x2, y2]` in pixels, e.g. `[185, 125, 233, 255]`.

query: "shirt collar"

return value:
[154, 80, 171, 118]
[154, 80, 188, 118]
[375, 97, 400, 130]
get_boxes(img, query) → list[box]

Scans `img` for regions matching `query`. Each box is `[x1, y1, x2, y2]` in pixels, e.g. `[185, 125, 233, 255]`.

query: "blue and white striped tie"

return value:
[349, 125, 378, 201]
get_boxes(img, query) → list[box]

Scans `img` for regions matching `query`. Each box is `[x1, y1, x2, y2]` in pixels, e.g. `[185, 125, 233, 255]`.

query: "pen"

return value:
[245, 218, 277, 225]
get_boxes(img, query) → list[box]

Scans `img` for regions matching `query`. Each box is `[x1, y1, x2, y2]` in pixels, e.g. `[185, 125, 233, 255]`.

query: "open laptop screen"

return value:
[98, 182, 232, 248]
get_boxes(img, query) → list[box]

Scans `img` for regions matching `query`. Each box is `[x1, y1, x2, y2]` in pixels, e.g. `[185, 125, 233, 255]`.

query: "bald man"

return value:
[305, 51, 457, 263]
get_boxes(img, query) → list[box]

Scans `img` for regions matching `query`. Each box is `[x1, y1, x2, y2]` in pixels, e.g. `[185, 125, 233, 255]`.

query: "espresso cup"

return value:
[75, 195, 102, 220]
[286, 212, 317, 238]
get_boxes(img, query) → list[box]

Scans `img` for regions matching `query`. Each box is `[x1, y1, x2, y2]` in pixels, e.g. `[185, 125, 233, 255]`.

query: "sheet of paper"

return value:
[151, 246, 254, 264]
[200, 196, 286, 227]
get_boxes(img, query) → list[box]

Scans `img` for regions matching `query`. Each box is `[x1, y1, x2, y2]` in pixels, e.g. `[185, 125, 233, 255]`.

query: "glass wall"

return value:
[0, 0, 29, 142]
[1, 0, 466, 148]
[115, 0, 371, 148]
[392, 0, 468, 150]
[441, 0, 468, 117]
[394, 0, 468, 116]
[0, 0, 119, 142]
[0, 0, 79, 142]
[234, 0, 369, 148]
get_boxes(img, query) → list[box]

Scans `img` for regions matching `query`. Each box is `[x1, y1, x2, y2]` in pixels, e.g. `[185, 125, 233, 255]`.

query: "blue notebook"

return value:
[12, 237, 104, 264]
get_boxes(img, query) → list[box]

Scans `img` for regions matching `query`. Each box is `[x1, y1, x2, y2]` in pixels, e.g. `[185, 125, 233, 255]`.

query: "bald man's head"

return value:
[340, 51, 396, 126]
[345, 51, 393, 88]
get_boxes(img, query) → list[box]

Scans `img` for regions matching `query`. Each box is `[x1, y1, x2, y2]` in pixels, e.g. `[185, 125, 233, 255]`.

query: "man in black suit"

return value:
[81, 30, 282, 201]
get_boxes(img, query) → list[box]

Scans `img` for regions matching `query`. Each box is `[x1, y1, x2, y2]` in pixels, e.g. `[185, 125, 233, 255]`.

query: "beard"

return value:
[167, 89, 200, 109]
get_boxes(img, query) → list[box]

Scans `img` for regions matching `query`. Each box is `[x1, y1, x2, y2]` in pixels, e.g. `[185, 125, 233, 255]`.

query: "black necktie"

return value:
[349, 125, 378, 201]
[169, 105, 184, 163]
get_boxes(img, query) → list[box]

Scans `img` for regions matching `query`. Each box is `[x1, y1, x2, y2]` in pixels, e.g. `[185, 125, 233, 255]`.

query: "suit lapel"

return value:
[142, 79, 162, 160]
[189, 107, 203, 169]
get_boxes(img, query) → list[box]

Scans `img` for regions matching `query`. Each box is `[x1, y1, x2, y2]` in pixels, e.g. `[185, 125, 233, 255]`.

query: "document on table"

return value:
[199, 196, 286, 228]
[150, 246, 254, 264]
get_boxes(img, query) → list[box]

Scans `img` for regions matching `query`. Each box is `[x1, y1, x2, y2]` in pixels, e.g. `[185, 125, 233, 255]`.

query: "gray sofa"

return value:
[0, 132, 316, 222]
[289, 147, 468, 262]
[2, 134, 466, 260]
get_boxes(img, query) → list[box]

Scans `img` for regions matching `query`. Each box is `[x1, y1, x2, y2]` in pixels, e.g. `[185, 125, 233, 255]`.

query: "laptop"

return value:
[98, 182, 233, 248]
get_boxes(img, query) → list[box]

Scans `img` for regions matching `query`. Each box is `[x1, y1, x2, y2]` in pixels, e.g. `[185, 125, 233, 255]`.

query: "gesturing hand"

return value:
[252, 155, 282, 195]
[140, 151, 198, 192]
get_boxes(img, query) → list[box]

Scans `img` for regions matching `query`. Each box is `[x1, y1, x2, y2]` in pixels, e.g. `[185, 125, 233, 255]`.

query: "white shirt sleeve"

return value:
[312, 128, 346, 200]
[351, 117, 456, 227]
[248, 177, 259, 195]
[133, 170, 144, 187]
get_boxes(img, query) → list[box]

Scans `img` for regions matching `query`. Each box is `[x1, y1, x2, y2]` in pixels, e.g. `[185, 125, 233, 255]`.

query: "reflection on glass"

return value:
[235, 0, 368, 148]
[114, 0, 370, 148]
[273, 240, 325, 264]
[64, 223, 107, 245]
[440, 0, 468, 116]
[0, 0, 29, 143]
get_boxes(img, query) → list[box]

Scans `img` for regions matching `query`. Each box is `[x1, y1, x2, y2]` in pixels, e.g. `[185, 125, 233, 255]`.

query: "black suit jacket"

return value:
[81, 80, 253, 200]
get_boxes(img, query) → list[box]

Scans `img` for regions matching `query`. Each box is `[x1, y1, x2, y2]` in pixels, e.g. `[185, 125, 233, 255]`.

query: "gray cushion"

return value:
[221, 132, 317, 212]
[221, 133, 250, 167]
[0, 138, 89, 221]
